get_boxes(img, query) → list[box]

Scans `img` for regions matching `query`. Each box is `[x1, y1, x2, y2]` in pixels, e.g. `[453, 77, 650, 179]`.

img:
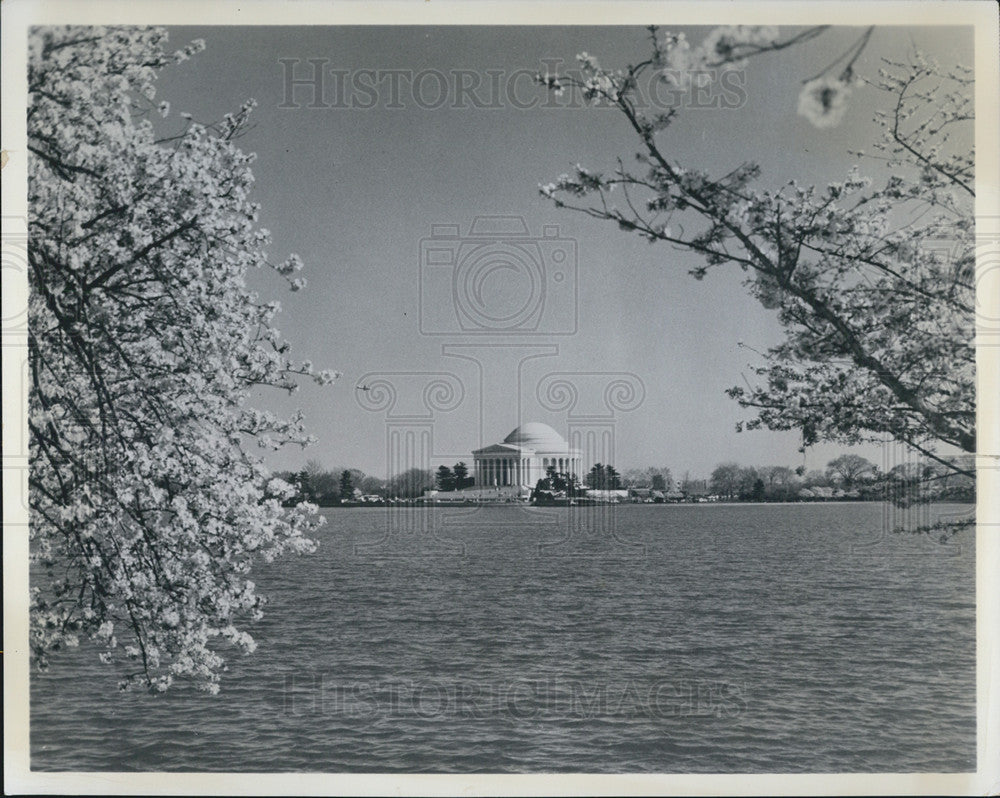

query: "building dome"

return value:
[474, 422, 580, 490]
[503, 422, 567, 450]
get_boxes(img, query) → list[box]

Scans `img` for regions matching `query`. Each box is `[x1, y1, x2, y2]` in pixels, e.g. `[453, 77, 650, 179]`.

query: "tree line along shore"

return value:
[279, 453, 974, 507]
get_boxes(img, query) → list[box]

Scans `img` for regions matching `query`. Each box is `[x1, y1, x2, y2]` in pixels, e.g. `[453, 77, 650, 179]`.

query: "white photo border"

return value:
[3, 1, 998, 795]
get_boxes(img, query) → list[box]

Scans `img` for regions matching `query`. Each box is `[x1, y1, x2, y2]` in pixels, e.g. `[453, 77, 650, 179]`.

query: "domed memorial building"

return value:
[472, 422, 582, 489]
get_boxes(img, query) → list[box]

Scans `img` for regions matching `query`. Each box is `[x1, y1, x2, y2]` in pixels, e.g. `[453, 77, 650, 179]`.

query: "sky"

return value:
[155, 24, 974, 480]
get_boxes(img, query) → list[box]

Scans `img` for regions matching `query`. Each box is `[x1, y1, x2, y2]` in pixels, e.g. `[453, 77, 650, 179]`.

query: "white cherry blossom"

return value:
[28, 27, 331, 692]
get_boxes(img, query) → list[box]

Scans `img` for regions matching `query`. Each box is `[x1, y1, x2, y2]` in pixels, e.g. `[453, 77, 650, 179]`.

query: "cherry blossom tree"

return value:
[28, 27, 337, 692]
[538, 27, 975, 519]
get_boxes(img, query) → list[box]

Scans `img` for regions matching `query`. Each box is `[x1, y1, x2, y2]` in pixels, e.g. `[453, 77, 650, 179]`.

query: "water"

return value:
[31, 503, 976, 772]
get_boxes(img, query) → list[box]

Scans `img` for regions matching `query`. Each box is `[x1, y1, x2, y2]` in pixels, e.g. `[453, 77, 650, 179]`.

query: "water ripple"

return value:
[32, 503, 975, 772]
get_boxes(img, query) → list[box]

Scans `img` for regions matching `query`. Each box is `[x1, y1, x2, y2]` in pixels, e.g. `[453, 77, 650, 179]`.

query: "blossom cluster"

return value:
[28, 27, 333, 692]
[536, 31, 975, 473]
[537, 27, 780, 104]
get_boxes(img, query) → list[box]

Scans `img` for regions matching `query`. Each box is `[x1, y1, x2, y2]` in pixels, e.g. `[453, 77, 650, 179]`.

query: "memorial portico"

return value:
[472, 423, 581, 488]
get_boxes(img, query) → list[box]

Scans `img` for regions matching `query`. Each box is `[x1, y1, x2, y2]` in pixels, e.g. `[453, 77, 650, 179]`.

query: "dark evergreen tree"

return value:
[339, 469, 354, 501]
[452, 461, 471, 489]
[585, 463, 604, 489]
[435, 465, 455, 492]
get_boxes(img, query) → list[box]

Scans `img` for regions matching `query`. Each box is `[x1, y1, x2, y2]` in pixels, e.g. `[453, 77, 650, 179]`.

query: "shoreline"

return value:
[317, 498, 972, 509]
